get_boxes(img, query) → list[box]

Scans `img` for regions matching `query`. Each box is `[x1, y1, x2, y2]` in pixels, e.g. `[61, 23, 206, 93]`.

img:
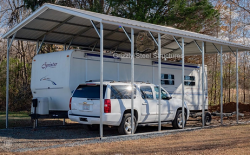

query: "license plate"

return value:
[83, 104, 90, 111]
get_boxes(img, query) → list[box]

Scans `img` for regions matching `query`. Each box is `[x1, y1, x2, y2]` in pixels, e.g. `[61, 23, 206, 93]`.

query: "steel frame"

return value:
[194, 40, 205, 127]
[6, 33, 16, 128]
[173, 36, 185, 129]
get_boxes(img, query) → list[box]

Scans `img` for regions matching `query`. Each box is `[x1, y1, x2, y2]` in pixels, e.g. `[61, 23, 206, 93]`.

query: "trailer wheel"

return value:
[172, 110, 186, 129]
[203, 112, 212, 126]
[118, 113, 137, 135]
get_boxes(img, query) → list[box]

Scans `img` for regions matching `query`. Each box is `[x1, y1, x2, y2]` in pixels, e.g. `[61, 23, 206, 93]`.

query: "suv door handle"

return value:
[142, 102, 147, 105]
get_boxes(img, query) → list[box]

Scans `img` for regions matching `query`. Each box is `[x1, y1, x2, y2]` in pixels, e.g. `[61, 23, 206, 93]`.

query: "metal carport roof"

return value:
[2, 3, 250, 54]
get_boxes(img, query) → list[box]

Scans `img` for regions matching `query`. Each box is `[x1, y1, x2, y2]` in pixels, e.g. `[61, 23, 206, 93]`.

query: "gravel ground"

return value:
[1, 113, 250, 153]
[23, 124, 250, 155]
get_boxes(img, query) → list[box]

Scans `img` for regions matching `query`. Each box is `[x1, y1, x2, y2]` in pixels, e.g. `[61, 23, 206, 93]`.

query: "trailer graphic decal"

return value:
[41, 62, 58, 69]
[40, 76, 57, 85]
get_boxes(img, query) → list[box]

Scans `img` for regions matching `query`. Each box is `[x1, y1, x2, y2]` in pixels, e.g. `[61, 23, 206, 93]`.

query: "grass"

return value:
[0, 111, 30, 118]
[0, 111, 30, 129]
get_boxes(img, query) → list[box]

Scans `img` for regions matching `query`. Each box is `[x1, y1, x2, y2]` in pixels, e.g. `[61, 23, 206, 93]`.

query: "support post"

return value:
[236, 48, 239, 124]
[100, 22, 104, 139]
[6, 38, 10, 129]
[131, 28, 134, 134]
[181, 38, 185, 129]
[158, 33, 161, 131]
[6, 33, 16, 129]
[202, 41, 205, 127]
[220, 46, 223, 125]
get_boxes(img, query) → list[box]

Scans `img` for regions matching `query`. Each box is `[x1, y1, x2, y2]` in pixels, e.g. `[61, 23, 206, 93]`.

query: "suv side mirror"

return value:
[166, 96, 172, 100]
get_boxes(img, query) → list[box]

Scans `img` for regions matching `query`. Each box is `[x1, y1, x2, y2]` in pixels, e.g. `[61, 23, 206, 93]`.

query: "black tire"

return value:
[118, 113, 137, 135]
[203, 112, 212, 126]
[87, 124, 99, 131]
[172, 110, 186, 129]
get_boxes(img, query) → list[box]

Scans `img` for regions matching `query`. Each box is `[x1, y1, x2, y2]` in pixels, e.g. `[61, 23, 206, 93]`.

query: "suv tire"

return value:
[118, 113, 137, 135]
[172, 110, 186, 129]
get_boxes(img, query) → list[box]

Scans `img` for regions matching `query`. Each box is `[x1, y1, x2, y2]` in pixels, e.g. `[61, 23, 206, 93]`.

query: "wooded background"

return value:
[0, 0, 249, 111]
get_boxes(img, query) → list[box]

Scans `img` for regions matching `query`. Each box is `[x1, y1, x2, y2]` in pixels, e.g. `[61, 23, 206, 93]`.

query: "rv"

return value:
[30, 50, 208, 122]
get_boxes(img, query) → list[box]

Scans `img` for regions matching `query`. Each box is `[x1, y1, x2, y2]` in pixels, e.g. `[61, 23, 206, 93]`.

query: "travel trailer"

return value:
[30, 49, 208, 122]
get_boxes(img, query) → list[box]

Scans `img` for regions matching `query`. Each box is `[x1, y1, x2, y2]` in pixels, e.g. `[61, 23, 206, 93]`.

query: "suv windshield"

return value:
[73, 85, 106, 99]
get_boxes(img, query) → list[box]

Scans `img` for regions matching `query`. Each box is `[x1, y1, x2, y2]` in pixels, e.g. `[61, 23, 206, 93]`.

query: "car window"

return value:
[140, 86, 153, 99]
[154, 86, 170, 99]
[111, 85, 136, 99]
[73, 85, 106, 99]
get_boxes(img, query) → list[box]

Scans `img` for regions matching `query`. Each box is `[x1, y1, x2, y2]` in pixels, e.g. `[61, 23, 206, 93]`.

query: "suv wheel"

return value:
[118, 113, 137, 135]
[172, 110, 186, 129]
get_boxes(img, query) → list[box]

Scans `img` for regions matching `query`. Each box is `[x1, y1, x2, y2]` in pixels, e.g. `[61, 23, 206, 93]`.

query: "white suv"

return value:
[68, 81, 189, 135]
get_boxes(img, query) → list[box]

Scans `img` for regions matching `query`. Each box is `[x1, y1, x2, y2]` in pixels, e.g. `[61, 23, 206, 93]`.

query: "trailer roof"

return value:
[2, 3, 249, 55]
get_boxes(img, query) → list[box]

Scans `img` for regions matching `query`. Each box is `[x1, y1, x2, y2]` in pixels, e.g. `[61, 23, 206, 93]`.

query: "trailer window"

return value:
[140, 86, 153, 99]
[184, 76, 195, 86]
[111, 85, 136, 99]
[73, 85, 106, 99]
[161, 74, 174, 85]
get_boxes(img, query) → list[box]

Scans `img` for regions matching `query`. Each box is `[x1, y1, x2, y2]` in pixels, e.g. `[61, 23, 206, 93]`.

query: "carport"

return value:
[2, 3, 250, 139]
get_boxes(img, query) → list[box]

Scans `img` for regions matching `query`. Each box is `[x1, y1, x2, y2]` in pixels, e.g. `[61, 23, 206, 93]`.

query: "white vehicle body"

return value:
[68, 82, 189, 129]
[30, 50, 207, 117]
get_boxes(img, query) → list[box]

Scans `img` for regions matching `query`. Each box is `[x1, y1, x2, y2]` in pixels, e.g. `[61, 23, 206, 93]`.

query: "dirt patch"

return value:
[209, 102, 250, 113]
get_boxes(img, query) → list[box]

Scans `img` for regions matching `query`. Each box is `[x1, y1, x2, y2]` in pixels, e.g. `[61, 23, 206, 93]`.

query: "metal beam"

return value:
[220, 46, 223, 125]
[158, 33, 161, 131]
[37, 16, 74, 40]
[169, 41, 195, 54]
[228, 46, 236, 56]
[65, 27, 93, 44]
[161, 37, 181, 48]
[22, 27, 127, 46]
[66, 38, 73, 50]
[131, 28, 134, 134]
[236, 48, 239, 124]
[212, 43, 220, 54]
[6, 33, 16, 128]
[194, 40, 202, 53]
[99, 22, 104, 139]
[91, 42, 98, 51]
[149, 31, 159, 46]
[173, 36, 183, 50]
[228, 46, 239, 124]
[87, 27, 120, 47]
[121, 26, 131, 42]
[90, 20, 100, 38]
[181, 37, 185, 129]
[37, 35, 46, 54]
[201, 41, 205, 128]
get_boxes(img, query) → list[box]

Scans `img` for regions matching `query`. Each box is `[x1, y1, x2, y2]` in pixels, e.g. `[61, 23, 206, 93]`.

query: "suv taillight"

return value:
[69, 97, 72, 110]
[104, 99, 111, 113]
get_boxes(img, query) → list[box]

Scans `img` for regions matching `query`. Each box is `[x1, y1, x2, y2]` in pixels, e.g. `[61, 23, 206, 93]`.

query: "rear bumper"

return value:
[68, 110, 121, 126]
